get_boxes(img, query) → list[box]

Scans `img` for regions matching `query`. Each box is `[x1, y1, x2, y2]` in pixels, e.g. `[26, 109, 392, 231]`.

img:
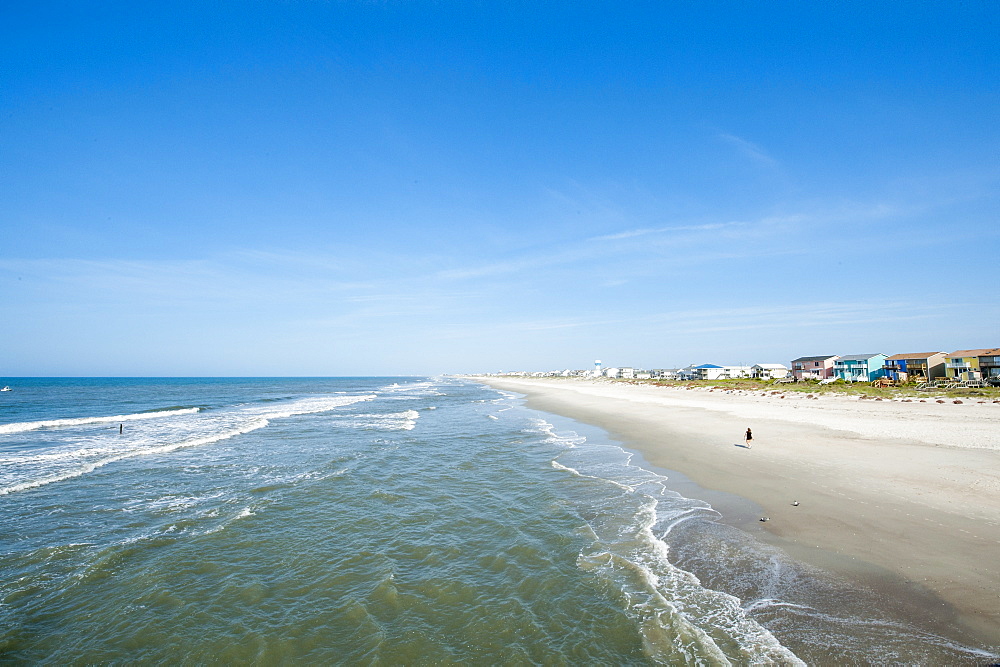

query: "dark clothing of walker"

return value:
[745, 428, 752, 448]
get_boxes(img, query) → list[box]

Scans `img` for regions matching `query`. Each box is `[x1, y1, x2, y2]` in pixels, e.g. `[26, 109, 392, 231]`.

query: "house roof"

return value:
[836, 353, 885, 361]
[694, 364, 722, 369]
[886, 352, 944, 360]
[947, 348, 1000, 357]
[753, 363, 788, 369]
[791, 355, 837, 362]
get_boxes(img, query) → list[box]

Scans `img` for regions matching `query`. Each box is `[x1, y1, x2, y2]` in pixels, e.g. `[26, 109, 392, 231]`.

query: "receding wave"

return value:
[534, 418, 801, 664]
[0, 408, 202, 435]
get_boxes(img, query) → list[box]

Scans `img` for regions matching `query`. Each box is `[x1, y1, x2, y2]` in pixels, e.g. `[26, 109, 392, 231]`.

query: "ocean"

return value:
[0, 377, 993, 664]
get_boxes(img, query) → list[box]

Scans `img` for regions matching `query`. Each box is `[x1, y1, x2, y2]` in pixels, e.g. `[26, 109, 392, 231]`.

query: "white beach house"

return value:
[751, 363, 790, 380]
[691, 364, 726, 380]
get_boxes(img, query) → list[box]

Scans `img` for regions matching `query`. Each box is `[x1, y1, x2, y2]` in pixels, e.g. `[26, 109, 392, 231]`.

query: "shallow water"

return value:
[0, 377, 994, 663]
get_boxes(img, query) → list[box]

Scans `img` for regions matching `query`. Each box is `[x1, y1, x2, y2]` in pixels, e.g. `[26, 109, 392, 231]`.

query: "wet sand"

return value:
[476, 377, 1000, 648]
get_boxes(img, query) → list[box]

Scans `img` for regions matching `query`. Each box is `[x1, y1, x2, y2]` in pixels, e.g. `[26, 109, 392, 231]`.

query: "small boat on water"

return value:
[0, 386, 10, 392]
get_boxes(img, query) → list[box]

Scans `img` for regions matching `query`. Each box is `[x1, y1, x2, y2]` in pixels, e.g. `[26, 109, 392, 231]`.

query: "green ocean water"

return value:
[0, 378, 994, 663]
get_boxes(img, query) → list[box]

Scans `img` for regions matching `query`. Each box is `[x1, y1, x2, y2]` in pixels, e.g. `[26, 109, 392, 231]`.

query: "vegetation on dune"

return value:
[623, 378, 1000, 400]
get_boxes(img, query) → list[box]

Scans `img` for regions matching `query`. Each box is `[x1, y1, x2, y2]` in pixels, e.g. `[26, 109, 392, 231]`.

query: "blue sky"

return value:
[2, 1, 998, 376]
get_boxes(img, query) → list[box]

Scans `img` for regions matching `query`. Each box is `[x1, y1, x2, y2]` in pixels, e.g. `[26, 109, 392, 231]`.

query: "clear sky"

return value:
[2, 1, 998, 376]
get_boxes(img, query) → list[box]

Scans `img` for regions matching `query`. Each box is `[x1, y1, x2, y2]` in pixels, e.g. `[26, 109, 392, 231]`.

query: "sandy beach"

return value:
[476, 377, 1000, 647]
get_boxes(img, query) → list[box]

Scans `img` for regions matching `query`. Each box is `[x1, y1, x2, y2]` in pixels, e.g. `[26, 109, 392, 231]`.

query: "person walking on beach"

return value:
[745, 427, 752, 449]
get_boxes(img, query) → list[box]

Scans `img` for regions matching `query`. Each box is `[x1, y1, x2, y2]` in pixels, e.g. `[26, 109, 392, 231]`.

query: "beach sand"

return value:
[476, 377, 1000, 647]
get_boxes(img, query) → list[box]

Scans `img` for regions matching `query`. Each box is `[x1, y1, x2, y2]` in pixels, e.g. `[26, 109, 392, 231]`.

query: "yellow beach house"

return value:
[944, 348, 1000, 381]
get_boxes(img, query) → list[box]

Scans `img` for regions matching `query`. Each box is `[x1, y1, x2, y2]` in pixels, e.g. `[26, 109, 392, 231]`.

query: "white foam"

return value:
[580, 491, 803, 664]
[1, 394, 375, 497]
[379, 380, 443, 396]
[249, 394, 375, 420]
[540, 420, 801, 663]
[0, 418, 270, 496]
[0, 407, 201, 435]
[551, 460, 581, 475]
[528, 419, 587, 447]
[335, 409, 420, 431]
[0, 444, 127, 465]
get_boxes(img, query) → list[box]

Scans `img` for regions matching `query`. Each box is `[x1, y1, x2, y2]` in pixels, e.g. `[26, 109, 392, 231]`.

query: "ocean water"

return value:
[0, 377, 994, 664]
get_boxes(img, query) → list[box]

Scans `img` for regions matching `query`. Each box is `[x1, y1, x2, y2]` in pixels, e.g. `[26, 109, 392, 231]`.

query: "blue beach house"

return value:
[833, 354, 888, 382]
[883, 352, 946, 382]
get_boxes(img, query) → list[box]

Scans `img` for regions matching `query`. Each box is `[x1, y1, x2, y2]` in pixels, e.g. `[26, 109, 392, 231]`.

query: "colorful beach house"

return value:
[882, 352, 946, 382]
[944, 348, 1000, 381]
[790, 355, 839, 380]
[833, 354, 888, 382]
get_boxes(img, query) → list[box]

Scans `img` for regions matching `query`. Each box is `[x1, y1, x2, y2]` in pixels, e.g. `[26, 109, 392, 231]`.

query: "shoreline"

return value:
[474, 377, 1000, 649]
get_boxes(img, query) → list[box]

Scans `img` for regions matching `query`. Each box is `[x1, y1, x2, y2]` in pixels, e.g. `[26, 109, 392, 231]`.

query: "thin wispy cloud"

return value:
[426, 300, 971, 354]
[0, 257, 377, 308]
[590, 222, 744, 242]
[433, 245, 596, 281]
[645, 301, 941, 328]
[435, 213, 801, 282]
[717, 133, 779, 167]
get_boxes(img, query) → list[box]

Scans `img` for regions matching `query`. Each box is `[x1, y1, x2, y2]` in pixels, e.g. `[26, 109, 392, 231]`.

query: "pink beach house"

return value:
[790, 355, 839, 380]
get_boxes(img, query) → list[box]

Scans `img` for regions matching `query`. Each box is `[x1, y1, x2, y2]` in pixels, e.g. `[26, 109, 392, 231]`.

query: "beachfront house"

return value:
[979, 350, 1000, 379]
[790, 355, 839, 380]
[692, 364, 726, 380]
[603, 367, 620, 379]
[720, 366, 753, 379]
[650, 369, 679, 380]
[883, 353, 946, 382]
[676, 365, 700, 380]
[751, 363, 790, 380]
[833, 354, 888, 382]
[945, 351, 982, 381]
[620, 367, 635, 379]
[945, 348, 1000, 381]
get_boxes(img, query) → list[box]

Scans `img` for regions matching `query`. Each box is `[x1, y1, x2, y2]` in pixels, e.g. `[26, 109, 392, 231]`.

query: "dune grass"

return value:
[633, 378, 1000, 400]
